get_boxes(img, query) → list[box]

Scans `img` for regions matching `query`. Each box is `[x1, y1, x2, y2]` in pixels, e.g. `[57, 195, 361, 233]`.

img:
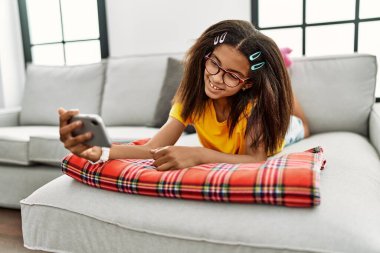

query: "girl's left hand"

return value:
[150, 146, 201, 171]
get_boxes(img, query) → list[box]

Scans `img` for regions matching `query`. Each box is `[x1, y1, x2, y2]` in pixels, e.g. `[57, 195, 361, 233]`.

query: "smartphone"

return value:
[69, 114, 112, 147]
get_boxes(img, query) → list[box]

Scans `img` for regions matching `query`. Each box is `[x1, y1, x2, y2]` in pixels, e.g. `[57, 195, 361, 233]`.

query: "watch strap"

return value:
[89, 147, 110, 164]
[99, 147, 110, 162]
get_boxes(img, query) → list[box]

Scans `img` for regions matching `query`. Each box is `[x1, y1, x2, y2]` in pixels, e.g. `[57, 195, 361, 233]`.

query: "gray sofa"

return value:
[0, 53, 192, 209]
[3, 53, 380, 252]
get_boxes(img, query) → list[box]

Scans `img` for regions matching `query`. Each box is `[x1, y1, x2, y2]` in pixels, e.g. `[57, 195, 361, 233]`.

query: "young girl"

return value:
[58, 20, 309, 171]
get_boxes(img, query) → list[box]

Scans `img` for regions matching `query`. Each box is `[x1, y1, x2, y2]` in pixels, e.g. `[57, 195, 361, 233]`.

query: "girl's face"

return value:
[204, 44, 252, 100]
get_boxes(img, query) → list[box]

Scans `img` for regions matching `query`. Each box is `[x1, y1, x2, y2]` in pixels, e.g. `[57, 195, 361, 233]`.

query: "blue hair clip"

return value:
[249, 51, 261, 61]
[249, 51, 265, 71]
[251, 62, 265, 71]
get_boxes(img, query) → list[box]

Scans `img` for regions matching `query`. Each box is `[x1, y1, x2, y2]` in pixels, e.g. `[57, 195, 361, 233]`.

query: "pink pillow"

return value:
[280, 47, 293, 68]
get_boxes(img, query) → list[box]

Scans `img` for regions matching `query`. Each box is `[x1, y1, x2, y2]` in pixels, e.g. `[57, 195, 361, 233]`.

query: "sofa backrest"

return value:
[18, 53, 377, 136]
[20, 63, 106, 125]
[100, 53, 184, 126]
[290, 54, 377, 136]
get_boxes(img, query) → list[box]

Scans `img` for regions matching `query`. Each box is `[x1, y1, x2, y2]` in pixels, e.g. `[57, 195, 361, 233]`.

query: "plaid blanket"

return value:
[61, 140, 326, 207]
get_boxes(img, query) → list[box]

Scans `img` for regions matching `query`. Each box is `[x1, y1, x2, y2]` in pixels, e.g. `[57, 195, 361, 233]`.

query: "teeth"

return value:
[210, 82, 222, 90]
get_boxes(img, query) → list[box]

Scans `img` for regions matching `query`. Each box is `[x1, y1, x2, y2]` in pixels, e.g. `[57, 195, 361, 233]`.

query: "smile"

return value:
[209, 80, 223, 90]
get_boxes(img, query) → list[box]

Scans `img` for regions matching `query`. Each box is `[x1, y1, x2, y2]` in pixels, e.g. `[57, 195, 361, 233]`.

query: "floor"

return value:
[0, 207, 43, 253]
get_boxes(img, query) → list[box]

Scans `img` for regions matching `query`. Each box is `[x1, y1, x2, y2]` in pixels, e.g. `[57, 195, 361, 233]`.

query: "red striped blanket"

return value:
[61, 139, 326, 207]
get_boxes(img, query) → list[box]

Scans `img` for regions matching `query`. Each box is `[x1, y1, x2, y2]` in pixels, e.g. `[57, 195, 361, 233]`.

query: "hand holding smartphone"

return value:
[69, 114, 112, 147]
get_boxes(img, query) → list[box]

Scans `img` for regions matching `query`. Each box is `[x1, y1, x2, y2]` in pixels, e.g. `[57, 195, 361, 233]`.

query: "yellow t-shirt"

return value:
[169, 101, 283, 156]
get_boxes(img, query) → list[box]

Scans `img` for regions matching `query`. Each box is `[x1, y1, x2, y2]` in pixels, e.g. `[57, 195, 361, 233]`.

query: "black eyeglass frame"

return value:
[204, 53, 251, 88]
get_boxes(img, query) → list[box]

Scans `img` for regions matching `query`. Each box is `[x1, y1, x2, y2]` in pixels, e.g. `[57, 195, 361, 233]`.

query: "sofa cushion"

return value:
[150, 57, 196, 134]
[369, 103, 380, 156]
[20, 63, 105, 125]
[0, 107, 21, 127]
[62, 141, 325, 207]
[108, 127, 199, 146]
[29, 135, 70, 166]
[0, 126, 59, 165]
[106, 126, 162, 143]
[0, 164, 61, 209]
[290, 54, 377, 136]
[26, 126, 195, 166]
[101, 53, 183, 126]
[0, 135, 28, 165]
[21, 132, 380, 253]
[28, 127, 163, 165]
[107, 127, 199, 145]
[175, 133, 200, 146]
[151, 57, 183, 128]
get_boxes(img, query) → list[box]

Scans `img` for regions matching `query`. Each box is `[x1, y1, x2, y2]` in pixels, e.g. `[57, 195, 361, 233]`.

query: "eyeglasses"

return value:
[204, 53, 250, 88]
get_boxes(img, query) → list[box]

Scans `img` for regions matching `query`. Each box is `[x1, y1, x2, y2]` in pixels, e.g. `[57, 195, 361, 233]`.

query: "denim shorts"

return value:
[284, 115, 305, 147]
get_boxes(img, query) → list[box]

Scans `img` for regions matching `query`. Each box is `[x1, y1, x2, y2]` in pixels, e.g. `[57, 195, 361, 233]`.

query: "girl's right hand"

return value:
[58, 107, 102, 162]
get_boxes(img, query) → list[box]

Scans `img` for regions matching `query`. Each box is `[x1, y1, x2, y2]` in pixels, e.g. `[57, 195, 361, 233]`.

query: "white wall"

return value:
[106, 0, 251, 57]
[0, 0, 25, 108]
[0, 0, 249, 108]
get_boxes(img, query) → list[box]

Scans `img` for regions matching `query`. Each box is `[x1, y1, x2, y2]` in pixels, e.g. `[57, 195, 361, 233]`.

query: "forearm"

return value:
[108, 117, 185, 160]
[109, 144, 154, 160]
[197, 147, 266, 164]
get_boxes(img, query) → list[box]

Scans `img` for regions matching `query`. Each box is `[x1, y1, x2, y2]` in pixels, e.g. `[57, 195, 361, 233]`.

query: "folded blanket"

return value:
[61, 139, 326, 207]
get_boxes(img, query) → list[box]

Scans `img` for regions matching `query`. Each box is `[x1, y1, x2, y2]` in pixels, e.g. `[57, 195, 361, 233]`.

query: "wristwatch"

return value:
[90, 147, 110, 164]
[99, 147, 110, 162]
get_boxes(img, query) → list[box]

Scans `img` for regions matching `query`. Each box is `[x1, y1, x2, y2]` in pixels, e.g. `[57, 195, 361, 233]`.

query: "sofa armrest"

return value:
[369, 103, 380, 156]
[0, 107, 21, 127]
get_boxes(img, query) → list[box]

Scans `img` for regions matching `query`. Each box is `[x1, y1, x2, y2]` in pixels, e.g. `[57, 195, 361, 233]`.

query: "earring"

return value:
[242, 87, 247, 91]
